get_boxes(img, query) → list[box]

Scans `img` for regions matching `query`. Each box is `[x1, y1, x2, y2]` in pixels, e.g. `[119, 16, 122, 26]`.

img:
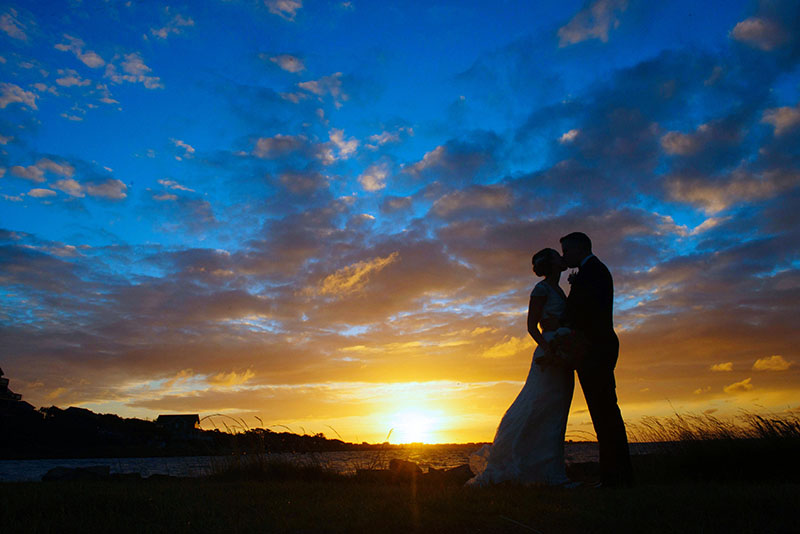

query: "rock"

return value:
[389, 459, 423, 476]
[42, 465, 110, 481]
[424, 464, 473, 485]
[441, 464, 473, 484]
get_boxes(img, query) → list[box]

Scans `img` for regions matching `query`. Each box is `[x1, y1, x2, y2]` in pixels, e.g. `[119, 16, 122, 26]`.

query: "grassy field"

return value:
[2, 413, 798, 533]
[1, 475, 797, 533]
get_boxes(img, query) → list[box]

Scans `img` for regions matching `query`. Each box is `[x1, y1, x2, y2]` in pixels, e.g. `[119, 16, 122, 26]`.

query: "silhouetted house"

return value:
[0, 367, 36, 418]
[156, 414, 200, 435]
[0, 367, 23, 402]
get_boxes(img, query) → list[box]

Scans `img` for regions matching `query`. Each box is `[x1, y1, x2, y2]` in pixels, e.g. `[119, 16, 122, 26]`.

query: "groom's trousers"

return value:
[577, 359, 634, 486]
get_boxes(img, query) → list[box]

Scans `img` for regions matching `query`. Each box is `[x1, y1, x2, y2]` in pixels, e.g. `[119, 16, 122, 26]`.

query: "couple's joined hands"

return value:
[540, 317, 560, 332]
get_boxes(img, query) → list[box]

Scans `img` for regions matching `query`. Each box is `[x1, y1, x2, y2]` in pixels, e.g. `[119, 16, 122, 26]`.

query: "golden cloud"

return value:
[164, 369, 195, 389]
[481, 336, 532, 359]
[752, 355, 792, 372]
[46, 387, 67, 400]
[208, 369, 256, 387]
[723, 377, 753, 394]
[710, 362, 733, 372]
[315, 251, 400, 297]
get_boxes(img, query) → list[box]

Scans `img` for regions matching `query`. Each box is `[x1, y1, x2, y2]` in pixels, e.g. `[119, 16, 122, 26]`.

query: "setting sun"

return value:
[388, 410, 440, 444]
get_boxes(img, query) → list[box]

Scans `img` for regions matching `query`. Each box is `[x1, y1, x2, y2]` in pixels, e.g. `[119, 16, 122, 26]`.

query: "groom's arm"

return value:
[577, 263, 614, 338]
[564, 267, 606, 333]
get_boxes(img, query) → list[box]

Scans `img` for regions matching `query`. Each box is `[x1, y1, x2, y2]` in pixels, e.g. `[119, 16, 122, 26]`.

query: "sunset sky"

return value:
[1, 0, 799, 444]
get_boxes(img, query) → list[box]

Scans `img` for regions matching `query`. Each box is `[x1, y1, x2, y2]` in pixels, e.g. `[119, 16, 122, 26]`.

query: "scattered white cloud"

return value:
[150, 13, 194, 39]
[690, 216, 726, 235]
[753, 355, 792, 371]
[52, 178, 85, 197]
[558, 0, 628, 47]
[61, 111, 84, 122]
[10, 165, 44, 182]
[32, 83, 58, 96]
[710, 362, 733, 372]
[559, 129, 580, 143]
[55, 69, 91, 87]
[268, 54, 305, 73]
[368, 131, 399, 147]
[266, 0, 303, 21]
[329, 129, 358, 160]
[365, 127, 412, 149]
[253, 134, 306, 158]
[279, 91, 309, 103]
[95, 84, 118, 105]
[668, 168, 799, 214]
[158, 178, 194, 192]
[54, 35, 106, 68]
[298, 73, 347, 108]
[105, 53, 163, 89]
[0, 83, 37, 110]
[405, 145, 445, 175]
[278, 170, 328, 193]
[171, 138, 195, 159]
[433, 185, 512, 217]
[730, 17, 787, 51]
[660, 124, 718, 155]
[2, 194, 23, 202]
[153, 192, 178, 201]
[762, 104, 800, 136]
[46, 244, 80, 257]
[37, 159, 75, 178]
[85, 178, 127, 199]
[0, 134, 13, 144]
[27, 188, 56, 198]
[1, 9, 27, 41]
[359, 162, 389, 192]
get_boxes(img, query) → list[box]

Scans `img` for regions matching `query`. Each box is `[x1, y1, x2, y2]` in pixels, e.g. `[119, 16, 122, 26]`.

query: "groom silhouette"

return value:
[560, 232, 633, 487]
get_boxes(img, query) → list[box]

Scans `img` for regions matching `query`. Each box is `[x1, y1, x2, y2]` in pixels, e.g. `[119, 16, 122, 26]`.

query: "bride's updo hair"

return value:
[532, 248, 559, 276]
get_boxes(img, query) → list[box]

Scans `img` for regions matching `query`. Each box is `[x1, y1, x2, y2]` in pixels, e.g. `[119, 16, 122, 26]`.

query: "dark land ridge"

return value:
[1, 402, 481, 460]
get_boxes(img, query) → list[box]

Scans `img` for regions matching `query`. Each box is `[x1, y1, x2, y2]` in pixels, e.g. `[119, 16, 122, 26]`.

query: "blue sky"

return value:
[1, 0, 799, 443]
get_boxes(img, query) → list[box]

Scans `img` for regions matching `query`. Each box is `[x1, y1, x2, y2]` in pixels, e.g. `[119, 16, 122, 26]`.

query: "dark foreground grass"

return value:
[1, 476, 797, 533]
[3, 413, 799, 533]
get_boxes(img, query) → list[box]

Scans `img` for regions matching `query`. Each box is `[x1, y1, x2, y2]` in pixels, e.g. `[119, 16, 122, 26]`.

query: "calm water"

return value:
[0, 442, 660, 482]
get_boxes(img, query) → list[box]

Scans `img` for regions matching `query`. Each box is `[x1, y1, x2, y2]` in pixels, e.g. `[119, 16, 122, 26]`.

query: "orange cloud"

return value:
[314, 252, 400, 297]
[481, 336, 532, 359]
[723, 377, 753, 394]
[710, 362, 733, 372]
[753, 355, 792, 371]
[208, 369, 256, 387]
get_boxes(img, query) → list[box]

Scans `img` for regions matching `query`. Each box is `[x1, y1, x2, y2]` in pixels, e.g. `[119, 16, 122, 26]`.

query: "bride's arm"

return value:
[527, 295, 549, 352]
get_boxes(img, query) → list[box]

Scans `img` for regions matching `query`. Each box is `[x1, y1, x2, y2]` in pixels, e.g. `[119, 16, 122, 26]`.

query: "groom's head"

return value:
[560, 232, 592, 268]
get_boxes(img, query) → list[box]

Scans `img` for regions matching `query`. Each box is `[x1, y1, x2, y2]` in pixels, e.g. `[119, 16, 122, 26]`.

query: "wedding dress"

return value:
[467, 280, 574, 486]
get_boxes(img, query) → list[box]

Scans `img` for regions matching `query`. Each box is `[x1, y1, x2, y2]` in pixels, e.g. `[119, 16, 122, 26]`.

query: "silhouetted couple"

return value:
[468, 232, 633, 488]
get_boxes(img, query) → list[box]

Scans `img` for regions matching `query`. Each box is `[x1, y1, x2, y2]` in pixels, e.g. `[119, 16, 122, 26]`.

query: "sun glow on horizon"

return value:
[387, 409, 443, 444]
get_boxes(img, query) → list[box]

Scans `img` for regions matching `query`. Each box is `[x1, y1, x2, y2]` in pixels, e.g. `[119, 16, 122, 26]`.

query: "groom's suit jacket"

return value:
[563, 255, 619, 370]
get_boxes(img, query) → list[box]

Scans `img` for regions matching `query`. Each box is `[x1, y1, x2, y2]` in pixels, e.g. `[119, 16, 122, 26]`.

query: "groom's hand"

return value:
[540, 317, 560, 332]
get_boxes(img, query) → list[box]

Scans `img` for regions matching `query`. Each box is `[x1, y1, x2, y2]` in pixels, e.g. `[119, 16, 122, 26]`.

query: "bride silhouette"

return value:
[467, 247, 574, 486]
